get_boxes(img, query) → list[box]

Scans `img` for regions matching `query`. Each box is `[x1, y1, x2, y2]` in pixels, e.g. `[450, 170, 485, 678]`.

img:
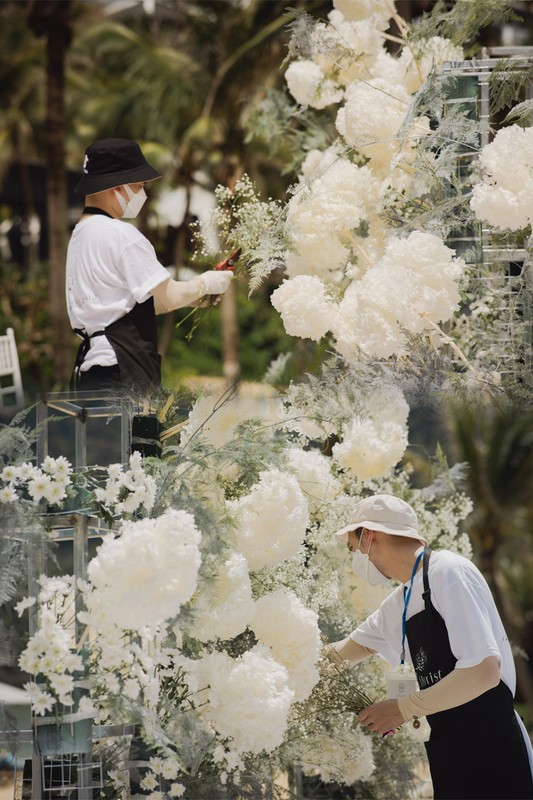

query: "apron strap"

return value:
[422, 546, 433, 611]
[70, 328, 106, 390]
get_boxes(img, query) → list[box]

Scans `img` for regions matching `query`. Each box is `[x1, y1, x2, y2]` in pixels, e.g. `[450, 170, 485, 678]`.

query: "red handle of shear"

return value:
[214, 248, 241, 271]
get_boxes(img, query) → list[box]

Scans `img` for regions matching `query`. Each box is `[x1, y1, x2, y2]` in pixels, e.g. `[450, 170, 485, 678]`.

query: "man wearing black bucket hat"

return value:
[327, 494, 533, 800]
[67, 138, 233, 392]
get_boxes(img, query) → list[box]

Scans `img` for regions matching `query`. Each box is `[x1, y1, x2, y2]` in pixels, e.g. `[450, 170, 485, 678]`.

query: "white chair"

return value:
[0, 327, 24, 412]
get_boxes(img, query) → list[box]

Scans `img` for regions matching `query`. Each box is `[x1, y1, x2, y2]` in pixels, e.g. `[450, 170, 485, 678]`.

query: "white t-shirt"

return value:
[352, 549, 516, 694]
[66, 216, 170, 371]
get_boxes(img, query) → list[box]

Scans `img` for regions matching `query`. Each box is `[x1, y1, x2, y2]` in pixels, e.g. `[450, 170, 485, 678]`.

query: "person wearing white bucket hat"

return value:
[66, 138, 234, 392]
[328, 494, 533, 800]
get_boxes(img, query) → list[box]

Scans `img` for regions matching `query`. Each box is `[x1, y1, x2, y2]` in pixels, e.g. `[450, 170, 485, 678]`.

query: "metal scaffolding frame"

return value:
[441, 47, 533, 384]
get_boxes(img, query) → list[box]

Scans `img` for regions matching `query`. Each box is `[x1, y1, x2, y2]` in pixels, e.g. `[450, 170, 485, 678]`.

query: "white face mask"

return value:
[351, 542, 390, 586]
[115, 185, 147, 218]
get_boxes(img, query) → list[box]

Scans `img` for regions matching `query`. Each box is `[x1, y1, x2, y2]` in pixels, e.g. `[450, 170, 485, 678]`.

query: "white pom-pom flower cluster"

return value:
[285, 156, 380, 280]
[287, 447, 341, 514]
[251, 589, 321, 701]
[227, 469, 309, 570]
[336, 77, 430, 174]
[277, 5, 466, 367]
[185, 646, 294, 754]
[86, 509, 201, 632]
[190, 552, 254, 642]
[331, 382, 409, 479]
[180, 392, 284, 450]
[470, 124, 533, 231]
[271, 276, 335, 341]
[285, 60, 344, 109]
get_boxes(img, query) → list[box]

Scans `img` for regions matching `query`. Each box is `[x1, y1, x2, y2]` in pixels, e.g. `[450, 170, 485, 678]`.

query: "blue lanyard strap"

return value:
[400, 549, 424, 665]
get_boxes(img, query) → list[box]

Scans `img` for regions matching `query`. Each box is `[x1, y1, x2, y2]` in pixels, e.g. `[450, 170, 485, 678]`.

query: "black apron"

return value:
[406, 547, 533, 800]
[72, 297, 161, 392]
[71, 207, 161, 393]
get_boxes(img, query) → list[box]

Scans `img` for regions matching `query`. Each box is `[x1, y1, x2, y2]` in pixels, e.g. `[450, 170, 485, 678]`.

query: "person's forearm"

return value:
[330, 636, 375, 664]
[152, 277, 204, 313]
[397, 656, 500, 720]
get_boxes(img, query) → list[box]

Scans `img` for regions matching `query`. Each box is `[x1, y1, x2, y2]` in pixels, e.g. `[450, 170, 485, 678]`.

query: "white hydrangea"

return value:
[286, 157, 380, 280]
[285, 60, 344, 109]
[319, 10, 387, 85]
[190, 552, 254, 642]
[336, 77, 430, 173]
[227, 469, 309, 570]
[271, 276, 334, 341]
[399, 36, 464, 93]
[285, 233, 350, 281]
[332, 0, 394, 27]
[180, 391, 284, 449]
[331, 382, 409, 479]
[251, 589, 321, 701]
[86, 509, 201, 632]
[332, 417, 408, 479]
[470, 125, 533, 231]
[332, 231, 465, 358]
[287, 447, 341, 514]
[186, 646, 294, 754]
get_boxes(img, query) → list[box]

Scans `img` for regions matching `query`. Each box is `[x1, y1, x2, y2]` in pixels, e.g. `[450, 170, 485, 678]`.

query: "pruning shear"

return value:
[214, 247, 241, 271]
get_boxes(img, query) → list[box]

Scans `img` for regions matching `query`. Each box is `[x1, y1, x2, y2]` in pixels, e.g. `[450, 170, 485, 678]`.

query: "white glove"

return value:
[196, 270, 234, 296]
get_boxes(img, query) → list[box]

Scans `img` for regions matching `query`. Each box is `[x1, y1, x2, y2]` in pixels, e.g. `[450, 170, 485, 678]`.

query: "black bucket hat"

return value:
[74, 138, 161, 195]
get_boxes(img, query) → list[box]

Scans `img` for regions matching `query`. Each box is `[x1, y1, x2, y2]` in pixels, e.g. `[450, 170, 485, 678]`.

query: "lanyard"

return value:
[400, 549, 424, 665]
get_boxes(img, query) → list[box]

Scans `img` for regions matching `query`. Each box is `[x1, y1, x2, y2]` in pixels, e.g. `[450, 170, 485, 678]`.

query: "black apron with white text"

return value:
[405, 548, 533, 800]
[73, 297, 161, 392]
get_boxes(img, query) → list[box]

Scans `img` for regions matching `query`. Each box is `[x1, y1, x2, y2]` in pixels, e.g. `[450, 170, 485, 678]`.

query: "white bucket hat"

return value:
[334, 494, 427, 544]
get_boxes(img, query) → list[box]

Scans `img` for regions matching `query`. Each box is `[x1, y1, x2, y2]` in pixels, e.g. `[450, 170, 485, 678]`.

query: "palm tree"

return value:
[449, 400, 533, 706]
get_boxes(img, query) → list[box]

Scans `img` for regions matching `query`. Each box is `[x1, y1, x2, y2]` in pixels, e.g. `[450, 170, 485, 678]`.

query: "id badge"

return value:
[386, 668, 418, 699]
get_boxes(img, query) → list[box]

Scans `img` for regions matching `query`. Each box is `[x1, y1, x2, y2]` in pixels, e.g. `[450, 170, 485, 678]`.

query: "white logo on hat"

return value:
[83, 154, 89, 174]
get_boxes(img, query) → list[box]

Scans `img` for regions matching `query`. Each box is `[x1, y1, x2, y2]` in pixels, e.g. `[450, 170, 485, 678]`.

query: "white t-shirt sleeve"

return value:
[351, 587, 404, 667]
[118, 234, 170, 303]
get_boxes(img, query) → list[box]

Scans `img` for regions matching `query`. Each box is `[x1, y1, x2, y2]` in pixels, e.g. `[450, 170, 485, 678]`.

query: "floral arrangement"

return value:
[2, 0, 531, 798]
[5, 366, 474, 798]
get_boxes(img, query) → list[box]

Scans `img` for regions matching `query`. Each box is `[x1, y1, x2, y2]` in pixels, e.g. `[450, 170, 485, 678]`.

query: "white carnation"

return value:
[470, 125, 533, 231]
[227, 469, 309, 570]
[190, 552, 254, 642]
[186, 646, 294, 754]
[251, 589, 321, 701]
[86, 509, 201, 632]
[271, 276, 334, 341]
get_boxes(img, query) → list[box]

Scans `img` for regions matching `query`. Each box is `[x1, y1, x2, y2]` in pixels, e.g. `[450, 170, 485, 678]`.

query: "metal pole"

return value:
[75, 409, 87, 470]
[36, 397, 48, 465]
